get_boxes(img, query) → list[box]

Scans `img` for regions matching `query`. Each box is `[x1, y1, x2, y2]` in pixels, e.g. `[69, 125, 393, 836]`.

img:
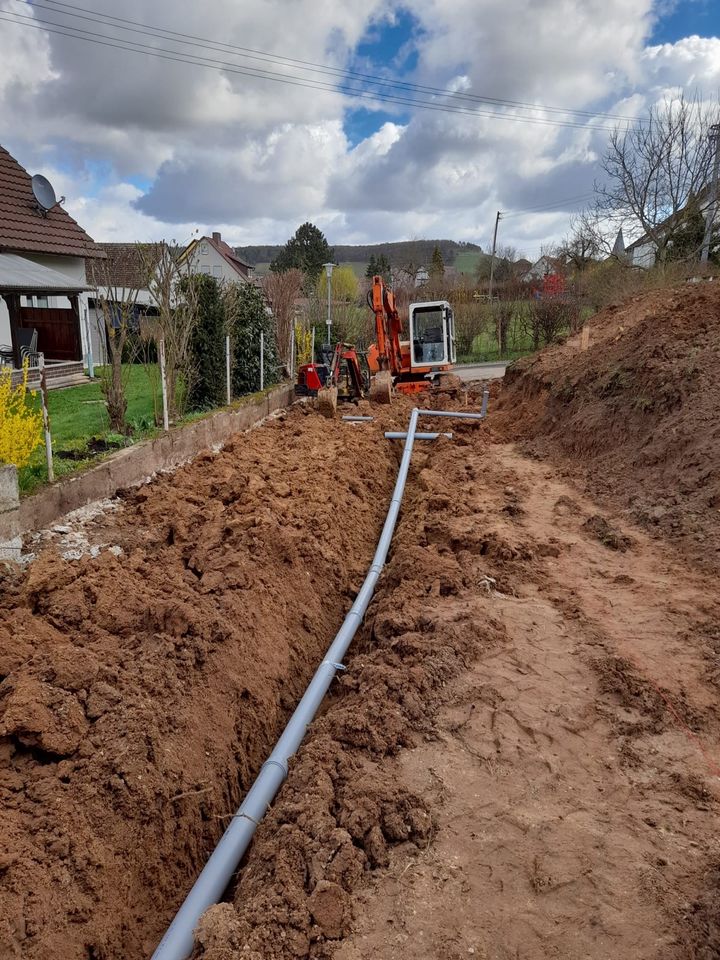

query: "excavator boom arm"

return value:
[369, 275, 404, 375]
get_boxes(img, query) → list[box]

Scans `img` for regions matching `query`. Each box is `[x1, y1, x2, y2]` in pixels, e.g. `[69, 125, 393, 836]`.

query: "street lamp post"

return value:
[324, 262, 334, 349]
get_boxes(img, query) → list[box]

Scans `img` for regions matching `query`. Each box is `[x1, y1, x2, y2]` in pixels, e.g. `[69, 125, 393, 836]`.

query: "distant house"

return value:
[622, 183, 719, 268]
[182, 232, 253, 284]
[0, 145, 103, 383]
[624, 233, 656, 269]
[85, 242, 160, 366]
[513, 258, 532, 278]
[522, 255, 563, 282]
[414, 266, 429, 287]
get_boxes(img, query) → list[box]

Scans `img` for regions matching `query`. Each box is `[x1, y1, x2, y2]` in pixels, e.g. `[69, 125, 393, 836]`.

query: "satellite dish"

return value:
[31, 174, 57, 213]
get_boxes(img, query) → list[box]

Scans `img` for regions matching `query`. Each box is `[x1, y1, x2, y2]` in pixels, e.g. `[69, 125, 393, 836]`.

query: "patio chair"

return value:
[17, 328, 39, 367]
[0, 344, 13, 366]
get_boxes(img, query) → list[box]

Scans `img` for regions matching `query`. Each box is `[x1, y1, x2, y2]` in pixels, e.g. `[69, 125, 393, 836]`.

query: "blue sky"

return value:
[343, 8, 420, 146]
[3, 0, 720, 250]
[342, 1, 720, 149]
[651, 0, 719, 43]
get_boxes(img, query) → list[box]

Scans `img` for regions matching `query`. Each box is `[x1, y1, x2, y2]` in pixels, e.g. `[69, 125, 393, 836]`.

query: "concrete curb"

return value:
[1, 383, 295, 540]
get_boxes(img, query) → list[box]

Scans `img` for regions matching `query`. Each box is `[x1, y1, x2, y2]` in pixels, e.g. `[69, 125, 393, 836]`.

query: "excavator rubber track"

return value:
[317, 384, 338, 418]
[368, 370, 393, 404]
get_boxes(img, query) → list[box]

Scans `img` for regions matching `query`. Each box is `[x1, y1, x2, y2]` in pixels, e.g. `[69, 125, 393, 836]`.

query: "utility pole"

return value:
[488, 210, 502, 302]
[323, 262, 334, 348]
[701, 124, 720, 264]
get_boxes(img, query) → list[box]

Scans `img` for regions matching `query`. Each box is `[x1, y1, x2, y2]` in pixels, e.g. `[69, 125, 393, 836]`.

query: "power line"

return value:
[21, 0, 645, 127]
[2, 8, 630, 133]
[502, 192, 595, 217]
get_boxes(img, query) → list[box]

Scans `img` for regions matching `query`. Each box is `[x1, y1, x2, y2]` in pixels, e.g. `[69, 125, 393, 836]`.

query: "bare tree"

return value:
[141, 243, 199, 422]
[558, 216, 601, 271]
[596, 94, 719, 263]
[262, 268, 303, 374]
[93, 259, 147, 433]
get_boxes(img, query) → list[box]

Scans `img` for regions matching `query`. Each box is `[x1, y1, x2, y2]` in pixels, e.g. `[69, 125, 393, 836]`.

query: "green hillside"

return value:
[237, 239, 483, 271]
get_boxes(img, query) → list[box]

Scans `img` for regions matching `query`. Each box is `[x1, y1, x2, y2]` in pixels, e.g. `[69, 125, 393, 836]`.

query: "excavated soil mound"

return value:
[0, 404, 407, 959]
[493, 280, 720, 569]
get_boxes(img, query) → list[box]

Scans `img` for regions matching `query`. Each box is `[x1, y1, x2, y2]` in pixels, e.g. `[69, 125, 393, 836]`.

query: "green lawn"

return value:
[19, 365, 160, 493]
[18, 366, 277, 495]
[458, 328, 535, 364]
[46, 365, 158, 443]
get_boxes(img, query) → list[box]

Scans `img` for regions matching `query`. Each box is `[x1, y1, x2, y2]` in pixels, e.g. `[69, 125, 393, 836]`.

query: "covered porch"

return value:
[0, 253, 90, 376]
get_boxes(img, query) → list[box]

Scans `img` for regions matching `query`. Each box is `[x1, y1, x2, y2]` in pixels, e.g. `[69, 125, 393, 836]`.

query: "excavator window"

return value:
[412, 306, 446, 364]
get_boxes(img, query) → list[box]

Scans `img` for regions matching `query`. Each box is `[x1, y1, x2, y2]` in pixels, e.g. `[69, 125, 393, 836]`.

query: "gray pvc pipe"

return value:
[151, 407, 422, 960]
[482, 387, 490, 417]
[152, 399, 491, 960]
[385, 431, 453, 440]
[342, 415, 374, 421]
[418, 407, 487, 421]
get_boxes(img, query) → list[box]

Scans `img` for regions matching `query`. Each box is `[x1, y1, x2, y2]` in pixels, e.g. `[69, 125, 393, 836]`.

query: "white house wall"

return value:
[24, 253, 87, 309]
[628, 243, 656, 268]
[0, 297, 9, 347]
[85, 303, 108, 366]
[188, 242, 245, 284]
[0, 252, 88, 356]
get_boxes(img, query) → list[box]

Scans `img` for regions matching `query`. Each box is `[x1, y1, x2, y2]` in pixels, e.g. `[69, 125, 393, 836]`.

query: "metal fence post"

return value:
[260, 331, 264, 392]
[225, 335, 231, 405]
[158, 338, 169, 431]
[38, 353, 54, 483]
[83, 303, 94, 378]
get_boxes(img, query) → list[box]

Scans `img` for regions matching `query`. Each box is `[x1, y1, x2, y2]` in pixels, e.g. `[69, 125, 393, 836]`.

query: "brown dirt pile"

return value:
[0, 404, 406, 959]
[493, 279, 720, 568]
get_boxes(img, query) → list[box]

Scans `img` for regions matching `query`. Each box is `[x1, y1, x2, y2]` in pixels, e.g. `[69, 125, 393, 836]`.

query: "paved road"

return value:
[454, 361, 508, 381]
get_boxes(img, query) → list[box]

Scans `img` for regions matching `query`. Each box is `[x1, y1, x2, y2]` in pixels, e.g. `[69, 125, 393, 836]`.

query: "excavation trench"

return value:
[0, 401, 427, 960]
[187, 402, 500, 960]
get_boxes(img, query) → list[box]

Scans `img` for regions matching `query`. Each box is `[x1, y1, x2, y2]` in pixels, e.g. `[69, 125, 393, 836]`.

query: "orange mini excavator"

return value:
[297, 275, 457, 414]
[296, 341, 368, 417]
[366, 274, 456, 403]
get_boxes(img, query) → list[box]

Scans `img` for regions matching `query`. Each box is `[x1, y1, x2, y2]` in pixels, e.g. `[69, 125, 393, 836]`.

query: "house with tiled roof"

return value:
[87, 243, 153, 294]
[181, 232, 253, 284]
[0, 145, 103, 382]
[84, 242, 162, 366]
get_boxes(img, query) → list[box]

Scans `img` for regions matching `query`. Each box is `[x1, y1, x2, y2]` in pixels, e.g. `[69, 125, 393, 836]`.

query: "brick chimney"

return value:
[212, 231, 221, 242]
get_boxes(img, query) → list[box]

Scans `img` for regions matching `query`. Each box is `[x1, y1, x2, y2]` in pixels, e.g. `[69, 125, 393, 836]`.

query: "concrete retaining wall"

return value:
[1, 384, 295, 540]
[0, 465, 21, 558]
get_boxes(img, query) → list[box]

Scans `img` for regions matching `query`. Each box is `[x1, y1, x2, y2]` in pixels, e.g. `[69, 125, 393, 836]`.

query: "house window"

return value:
[212, 265, 221, 277]
[201, 265, 211, 274]
[36, 295, 49, 308]
[201, 242, 208, 255]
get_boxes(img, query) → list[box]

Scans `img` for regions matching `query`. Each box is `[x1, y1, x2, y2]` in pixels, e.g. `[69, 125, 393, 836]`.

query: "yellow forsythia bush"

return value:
[295, 323, 313, 366]
[0, 361, 43, 468]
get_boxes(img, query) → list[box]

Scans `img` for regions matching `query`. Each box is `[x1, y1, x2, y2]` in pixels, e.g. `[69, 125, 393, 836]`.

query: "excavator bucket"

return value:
[369, 370, 393, 405]
[317, 384, 338, 418]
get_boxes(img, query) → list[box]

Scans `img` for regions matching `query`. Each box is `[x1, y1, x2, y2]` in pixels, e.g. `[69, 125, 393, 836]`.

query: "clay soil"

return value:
[0, 403, 402, 958]
[2, 308, 720, 960]
[492, 278, 720, 571]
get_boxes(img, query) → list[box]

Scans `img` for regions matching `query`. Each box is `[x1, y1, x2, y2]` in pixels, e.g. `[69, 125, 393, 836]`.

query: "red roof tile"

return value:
[87, 243, 155, 288]
[0, 145, 104, 259]
[203, 234, 252, 278]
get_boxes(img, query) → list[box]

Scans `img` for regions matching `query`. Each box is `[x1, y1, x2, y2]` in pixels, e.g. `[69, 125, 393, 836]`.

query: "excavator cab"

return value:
[408, 300, 456, 370]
